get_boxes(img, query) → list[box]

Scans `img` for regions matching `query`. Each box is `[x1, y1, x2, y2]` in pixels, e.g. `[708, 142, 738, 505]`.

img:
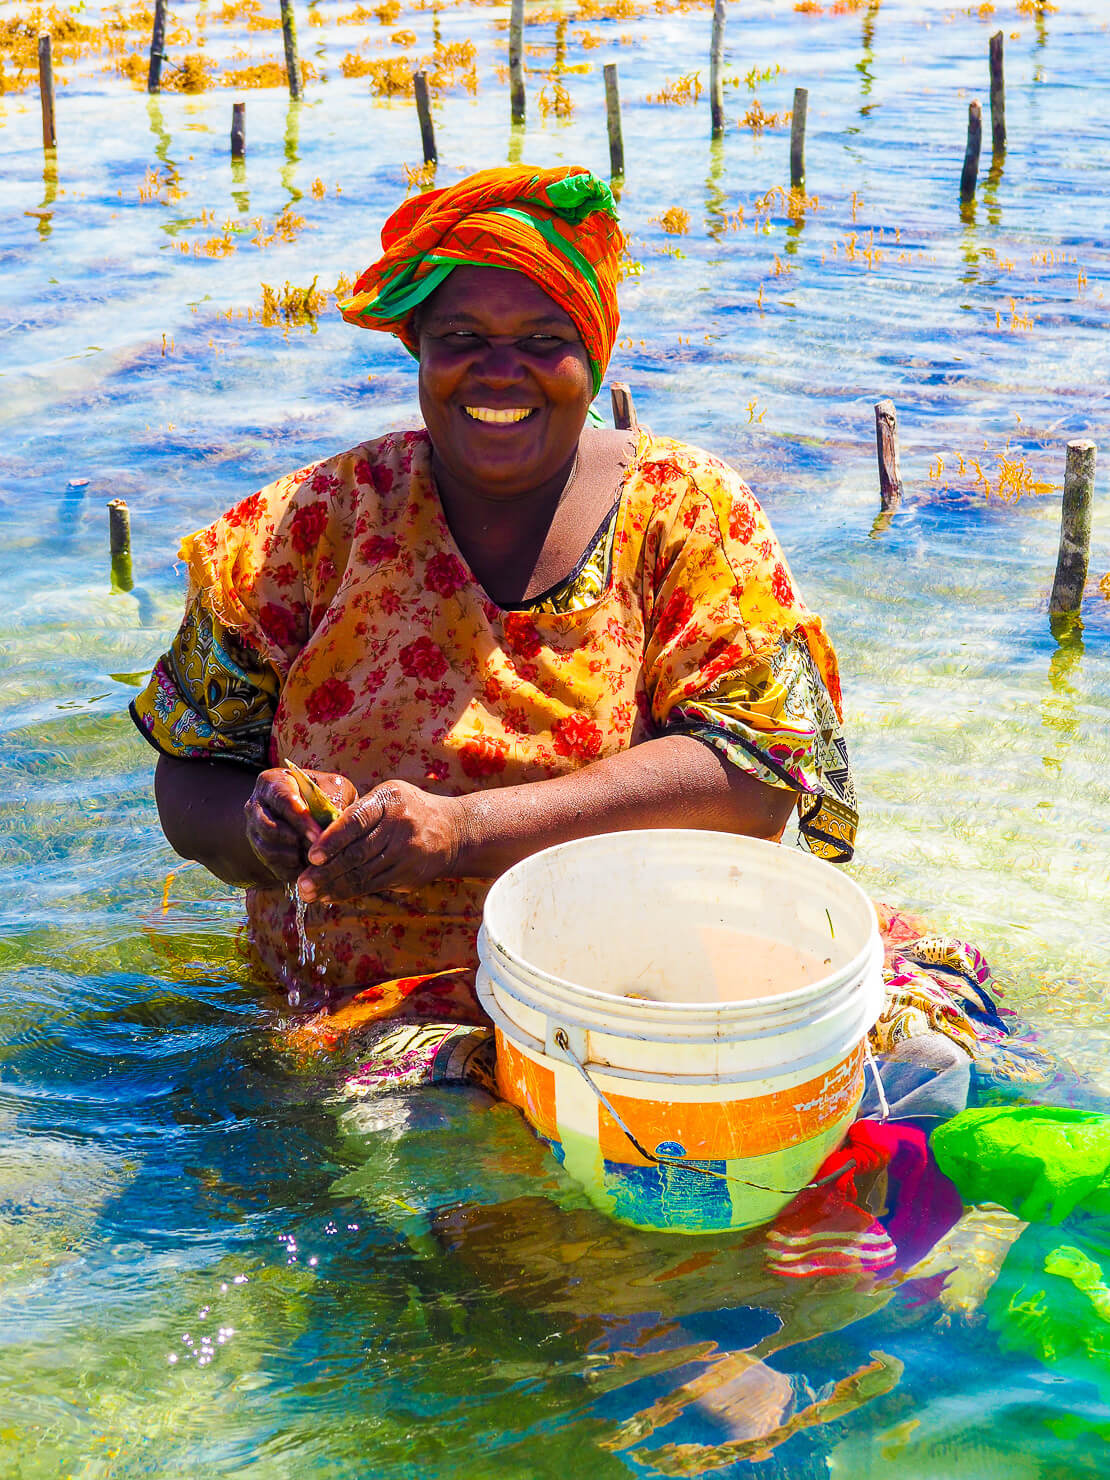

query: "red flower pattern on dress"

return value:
[359, 534, 400, 566]
[225, 491, 264, 530]
[304, 677, 355, 725]
[399, 636, 448, 681]
[503, 613, 543, 658]
[259, 602, 302, 650]
[458, 735, 508, 778]
[290, 500, 328, 554]
[424, 552, 469, 598]
[771, 563, 794, 606]
[552, 712, 603, 760]
[729, 499, 757, 543]
[654, 587, 695, 643]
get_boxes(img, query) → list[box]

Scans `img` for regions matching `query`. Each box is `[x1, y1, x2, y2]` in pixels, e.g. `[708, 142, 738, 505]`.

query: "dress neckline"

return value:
[420, 426, 646, 620]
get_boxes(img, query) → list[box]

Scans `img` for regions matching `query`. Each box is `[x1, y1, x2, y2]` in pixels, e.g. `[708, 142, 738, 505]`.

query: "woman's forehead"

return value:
[421, 265, 578, 332]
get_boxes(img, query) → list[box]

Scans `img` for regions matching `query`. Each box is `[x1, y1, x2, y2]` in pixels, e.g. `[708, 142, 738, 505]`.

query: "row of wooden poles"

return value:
[27, 9, 1091, 622]
[36, 0, 1009, 204]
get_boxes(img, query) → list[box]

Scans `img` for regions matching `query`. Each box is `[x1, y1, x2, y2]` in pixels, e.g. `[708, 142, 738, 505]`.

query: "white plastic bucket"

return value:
[476, 829, 885, 1233]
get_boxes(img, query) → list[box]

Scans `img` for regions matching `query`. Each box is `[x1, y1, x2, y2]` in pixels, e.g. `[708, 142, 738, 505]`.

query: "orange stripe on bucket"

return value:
[596, 1044, 865, 1166]
[494, 1029, 559, 1142]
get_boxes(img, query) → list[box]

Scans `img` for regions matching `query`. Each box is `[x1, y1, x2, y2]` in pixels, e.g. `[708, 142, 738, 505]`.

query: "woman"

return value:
[132, 164, 857, 1023]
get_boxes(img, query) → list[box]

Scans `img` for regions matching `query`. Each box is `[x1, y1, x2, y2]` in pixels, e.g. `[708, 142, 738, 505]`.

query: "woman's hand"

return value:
[244, 768, 357, 884]
[296, 780, 466, 902]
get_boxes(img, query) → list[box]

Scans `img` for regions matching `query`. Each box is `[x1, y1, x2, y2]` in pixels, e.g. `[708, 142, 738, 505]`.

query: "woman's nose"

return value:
[473, 338, 525, 384]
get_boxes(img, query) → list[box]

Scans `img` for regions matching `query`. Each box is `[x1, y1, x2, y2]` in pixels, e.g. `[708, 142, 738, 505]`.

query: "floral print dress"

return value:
[132, 427, 857, 1019]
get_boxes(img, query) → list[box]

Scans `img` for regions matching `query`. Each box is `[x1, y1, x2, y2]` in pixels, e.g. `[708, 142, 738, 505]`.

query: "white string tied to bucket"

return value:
[552, 1027, 886, 1199]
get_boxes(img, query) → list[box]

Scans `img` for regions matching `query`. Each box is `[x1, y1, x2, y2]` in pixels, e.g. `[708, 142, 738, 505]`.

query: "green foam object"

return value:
[931, 1106, 1110, 1226]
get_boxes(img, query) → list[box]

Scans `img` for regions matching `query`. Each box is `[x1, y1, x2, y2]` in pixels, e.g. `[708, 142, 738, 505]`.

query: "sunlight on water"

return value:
[2, 0, 1110, 1471]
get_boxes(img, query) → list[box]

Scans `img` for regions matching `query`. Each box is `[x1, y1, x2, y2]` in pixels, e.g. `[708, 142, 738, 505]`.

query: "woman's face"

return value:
[417, 265, 593, 500]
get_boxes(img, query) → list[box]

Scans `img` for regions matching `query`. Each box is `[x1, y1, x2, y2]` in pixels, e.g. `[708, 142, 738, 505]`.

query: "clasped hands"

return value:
[244, 768, 467, 901]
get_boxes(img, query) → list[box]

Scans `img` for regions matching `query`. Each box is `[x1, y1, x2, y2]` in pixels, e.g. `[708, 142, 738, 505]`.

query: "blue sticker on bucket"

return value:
[603, 1157, 731, 1231]
[655, 1141, 687, 1158]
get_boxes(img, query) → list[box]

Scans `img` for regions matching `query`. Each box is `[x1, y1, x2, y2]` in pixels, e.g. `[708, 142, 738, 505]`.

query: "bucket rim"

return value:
[480, 828, 880, 1019]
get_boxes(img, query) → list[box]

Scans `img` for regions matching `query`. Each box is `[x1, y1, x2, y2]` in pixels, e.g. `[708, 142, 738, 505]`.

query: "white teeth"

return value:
[463, 406, 534, 424]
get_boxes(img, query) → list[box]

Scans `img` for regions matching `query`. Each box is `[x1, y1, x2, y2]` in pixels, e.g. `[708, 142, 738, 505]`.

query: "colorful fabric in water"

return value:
[337, 165, 624, 395]
[766, 1120, 964, 1280]
[131, 427, 854, 1010]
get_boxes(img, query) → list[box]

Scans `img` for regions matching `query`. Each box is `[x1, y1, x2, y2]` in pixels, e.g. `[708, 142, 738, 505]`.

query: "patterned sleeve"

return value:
[129, 453, 356, 767]
[129, 599, 280, 767]
[637, 439, 858, 861]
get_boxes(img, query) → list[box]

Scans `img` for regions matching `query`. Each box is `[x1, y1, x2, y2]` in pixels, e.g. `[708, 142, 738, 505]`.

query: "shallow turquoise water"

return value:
[3, 0, 1110, 1472]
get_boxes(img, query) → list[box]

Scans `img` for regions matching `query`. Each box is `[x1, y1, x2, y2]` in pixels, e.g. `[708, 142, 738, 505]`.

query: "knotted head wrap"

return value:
[338, 165, 624, 395]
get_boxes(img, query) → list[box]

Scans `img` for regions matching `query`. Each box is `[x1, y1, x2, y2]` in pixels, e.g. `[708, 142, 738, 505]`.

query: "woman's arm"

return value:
[155, 756, 277, 886]
[295, 735, 797, 903]
[154, 755, 352, 888]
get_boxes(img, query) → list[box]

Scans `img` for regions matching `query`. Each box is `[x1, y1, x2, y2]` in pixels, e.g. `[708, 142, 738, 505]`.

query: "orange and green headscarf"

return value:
[338, 165, 624, 396]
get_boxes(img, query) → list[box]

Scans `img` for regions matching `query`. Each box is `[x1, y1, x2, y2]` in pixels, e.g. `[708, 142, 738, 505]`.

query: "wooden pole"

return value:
[508, 0, 525, 125]
[960, 99, 982, 199]
[989, 30, 1005, 152]
[1049, 440, 1096, 617]
[611, 382, 638, 430]
[790, 86, 808, 190]
[231, 100, 245, 160]
[709, 0, 726, 140]
[280, 0, 302, 101]
[38, 34, 56, 150]
[874, 399, 903, 513]
[603, 62, 624, 178]
[413, 71, 437, 165]
[108, 499, 134, 593]
[147, 0, 167, 93]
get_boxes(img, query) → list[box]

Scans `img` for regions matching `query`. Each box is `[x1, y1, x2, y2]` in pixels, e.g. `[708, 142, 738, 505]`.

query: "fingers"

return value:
[299, 788, 392, 900]
[307, 788, 387, 866]
[244, 769, 321, 881]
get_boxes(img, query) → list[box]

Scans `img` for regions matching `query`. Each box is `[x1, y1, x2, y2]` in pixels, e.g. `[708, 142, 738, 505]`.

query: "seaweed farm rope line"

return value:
[551, 1028, 857, 1197]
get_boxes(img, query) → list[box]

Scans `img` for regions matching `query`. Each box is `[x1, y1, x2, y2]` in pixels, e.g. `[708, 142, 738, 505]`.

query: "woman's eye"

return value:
[526, 333, 560, 346]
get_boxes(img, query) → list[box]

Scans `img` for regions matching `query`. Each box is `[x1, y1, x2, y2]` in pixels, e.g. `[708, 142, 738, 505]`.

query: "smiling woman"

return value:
[130, 164, 858, 1019]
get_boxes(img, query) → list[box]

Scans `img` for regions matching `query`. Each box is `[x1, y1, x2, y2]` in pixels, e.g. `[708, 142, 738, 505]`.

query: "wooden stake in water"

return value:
[508, 0, 525, 125]
[960, 100, 982, 199]
[603, 63, 624, 178]
[874, 399, 904, 513]
[1049, 440, 1097, 617]
[108, 499, 134, 593]
[147, 0, 167, 93]
[231, 100, 246, 160]
[280, 0, 302, 101]
[413, 71, 437, 164]
[790, 86, 808, 190]
[611, 382, 638, 431]
[989, 30, 1006, 152]
[709, 0, 726, 140]
[38, 34, 56, 150]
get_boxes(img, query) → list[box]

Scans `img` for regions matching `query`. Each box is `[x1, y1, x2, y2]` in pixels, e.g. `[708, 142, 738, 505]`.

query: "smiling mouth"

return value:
[462, 406, 537, 425]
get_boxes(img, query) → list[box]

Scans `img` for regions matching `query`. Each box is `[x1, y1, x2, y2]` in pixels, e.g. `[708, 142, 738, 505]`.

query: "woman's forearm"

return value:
[154, 754, 275, 887]
[453, 733, 797, 878]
